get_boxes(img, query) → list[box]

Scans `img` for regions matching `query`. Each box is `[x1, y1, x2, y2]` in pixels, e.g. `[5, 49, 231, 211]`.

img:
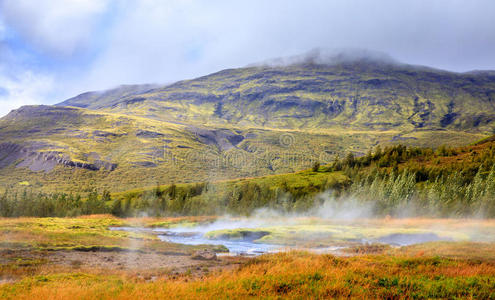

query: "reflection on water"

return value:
[110, 224, 453, 256]
[110, 226, 280, 255]
[157, 231, 280, 255]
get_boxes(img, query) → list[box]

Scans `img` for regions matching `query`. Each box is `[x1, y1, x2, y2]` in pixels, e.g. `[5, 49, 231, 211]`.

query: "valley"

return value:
[2, 55, 495, 299]
[3, 1, 495, 298]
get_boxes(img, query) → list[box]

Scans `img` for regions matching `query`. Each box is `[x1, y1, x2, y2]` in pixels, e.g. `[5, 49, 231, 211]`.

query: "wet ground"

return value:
[110, 222, 455, 256]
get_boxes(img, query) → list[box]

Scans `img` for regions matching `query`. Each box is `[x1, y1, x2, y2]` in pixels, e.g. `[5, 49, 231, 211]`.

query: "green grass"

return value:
[0, 216, 223, 254]
[115, 169, 348, 199]
[1, 216, 495, 299]
[107, 169, 350, 216]
[0, 106, 416, 194]
[202, 219, 490, 247]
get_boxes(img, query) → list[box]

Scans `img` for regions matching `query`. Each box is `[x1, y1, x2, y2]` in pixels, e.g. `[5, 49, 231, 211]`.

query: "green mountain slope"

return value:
[2, 105, 395, 192]
[1, 53, 493, 192]
[60, 58, 495, 132]
[108, 134, 495, 217]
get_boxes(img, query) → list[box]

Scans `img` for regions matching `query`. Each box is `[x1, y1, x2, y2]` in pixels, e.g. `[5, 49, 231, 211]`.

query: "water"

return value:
[156, 230, 280, 255]
[110, 223, 453, 256]
[110, 226, 280, 255]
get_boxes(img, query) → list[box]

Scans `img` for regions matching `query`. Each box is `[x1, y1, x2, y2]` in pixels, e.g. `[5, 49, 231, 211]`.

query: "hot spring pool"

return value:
[110, 220, 459, 256]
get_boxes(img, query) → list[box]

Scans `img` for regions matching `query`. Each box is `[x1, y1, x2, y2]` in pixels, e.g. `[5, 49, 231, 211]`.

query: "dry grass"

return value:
[1, 250, 495, 299]
[76, 214, 119, 219]
[396, 241, 495, 260]
[1, 217, 495, 298]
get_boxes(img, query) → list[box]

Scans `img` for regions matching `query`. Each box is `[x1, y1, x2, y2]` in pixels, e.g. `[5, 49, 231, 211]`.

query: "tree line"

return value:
[2, 143, 495, 218]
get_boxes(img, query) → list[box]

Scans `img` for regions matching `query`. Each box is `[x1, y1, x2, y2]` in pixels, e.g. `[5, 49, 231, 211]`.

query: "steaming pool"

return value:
[111, 226, 280, 255]
[109, 217, 486, 256]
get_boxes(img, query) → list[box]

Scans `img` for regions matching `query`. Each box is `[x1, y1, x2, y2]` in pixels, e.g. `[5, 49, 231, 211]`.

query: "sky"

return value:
[0, 0, 495, 117]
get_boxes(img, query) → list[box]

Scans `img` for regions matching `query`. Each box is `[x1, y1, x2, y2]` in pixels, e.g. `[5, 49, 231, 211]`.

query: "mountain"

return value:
[59, 53, 495, 131]
[0, 51, 493, 192]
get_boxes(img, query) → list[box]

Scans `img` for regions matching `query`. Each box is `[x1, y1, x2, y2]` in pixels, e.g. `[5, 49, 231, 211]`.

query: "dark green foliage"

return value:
[0, 189, 108, 217]
[436, 144, 457, 157]
[3, 142, 495, 218]
[333, 143, 495, 217]
[329, 144, 444, 174]
[347, 166, 495, 217]
[312, 161, 320, 172]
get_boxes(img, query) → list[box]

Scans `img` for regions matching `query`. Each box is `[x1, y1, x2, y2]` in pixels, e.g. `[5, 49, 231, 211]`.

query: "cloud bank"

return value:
[1, 0, 495, 116]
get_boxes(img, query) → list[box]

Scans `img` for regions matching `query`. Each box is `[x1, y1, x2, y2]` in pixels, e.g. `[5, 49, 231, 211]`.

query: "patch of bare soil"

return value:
[0, 249, 248, 279]
[50, 251, 229, 272]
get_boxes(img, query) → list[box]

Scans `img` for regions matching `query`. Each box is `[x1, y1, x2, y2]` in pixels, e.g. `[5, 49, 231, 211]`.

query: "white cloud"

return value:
[0, 0, 111, 56]
[1, 0, 495, 113]
[0, 70, 54, 117]
[79, 0, 495, 93]
[0, 0, 110, 116]
[0, 28, 54, 117]
[82, 0, 319, 89]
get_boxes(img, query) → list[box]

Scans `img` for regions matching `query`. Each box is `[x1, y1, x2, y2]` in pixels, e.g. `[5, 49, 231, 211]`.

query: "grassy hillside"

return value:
[0, 106, 410, 193]
[0, 168, 350, 217]
[1, 55, 494, 192]
[111, 169, 350, 216]
[61, 59, 495, 132]
[328, 136, 495, 217]
[107, 135, 495, 218]
[3, 135, 495, 218]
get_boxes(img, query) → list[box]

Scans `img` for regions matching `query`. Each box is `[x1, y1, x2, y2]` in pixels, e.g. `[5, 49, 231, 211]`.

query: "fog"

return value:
[255, 48, 399, 68]
[109, 186, 495, 257]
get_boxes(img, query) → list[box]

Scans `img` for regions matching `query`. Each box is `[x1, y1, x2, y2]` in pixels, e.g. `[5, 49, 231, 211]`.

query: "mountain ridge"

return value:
[1, 53, 494, 192]
[55, 58, 495, 132]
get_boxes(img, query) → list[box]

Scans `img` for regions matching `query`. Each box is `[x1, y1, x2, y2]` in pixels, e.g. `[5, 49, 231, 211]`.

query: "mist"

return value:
[109, 189, 494, 257]
[254, 48, 400, 68]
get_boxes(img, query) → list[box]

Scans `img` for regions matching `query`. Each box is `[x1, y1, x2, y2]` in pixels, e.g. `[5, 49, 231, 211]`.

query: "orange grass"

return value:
[2, 217, 495, 298]
[2, 251, 495, 299]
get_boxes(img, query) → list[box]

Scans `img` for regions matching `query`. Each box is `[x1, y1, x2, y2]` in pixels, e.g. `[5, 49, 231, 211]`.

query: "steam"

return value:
[112, 189, 495, 257]
[171, 190, 378, 236]
[310, 191, 375, 220]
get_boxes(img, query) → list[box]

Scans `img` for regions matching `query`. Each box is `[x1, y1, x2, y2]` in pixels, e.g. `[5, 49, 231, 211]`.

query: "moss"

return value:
[0, 217, 223, 254]
[204, 222, 475, 247]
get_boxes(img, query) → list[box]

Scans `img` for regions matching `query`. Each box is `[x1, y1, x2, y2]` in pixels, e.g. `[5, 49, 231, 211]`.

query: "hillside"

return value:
[100, 134, 495, 217]
[0, 105, 396, 192]
[2, 134, 495, 218]
[60, 56, 495, 132]
[1, 52, 494, 192]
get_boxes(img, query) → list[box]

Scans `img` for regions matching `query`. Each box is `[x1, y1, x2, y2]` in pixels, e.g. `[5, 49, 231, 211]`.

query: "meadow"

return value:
[2, 138, 495, 298]
[0, 216, 495, 299]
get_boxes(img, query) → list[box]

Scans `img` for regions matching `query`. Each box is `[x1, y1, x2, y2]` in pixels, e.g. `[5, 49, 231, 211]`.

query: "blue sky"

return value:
[1, 0, 495, 116]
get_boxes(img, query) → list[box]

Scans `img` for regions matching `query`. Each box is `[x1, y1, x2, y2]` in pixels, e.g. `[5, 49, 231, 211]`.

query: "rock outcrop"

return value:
[191, 249, 217, 260]
[0, 142, 117, 172]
